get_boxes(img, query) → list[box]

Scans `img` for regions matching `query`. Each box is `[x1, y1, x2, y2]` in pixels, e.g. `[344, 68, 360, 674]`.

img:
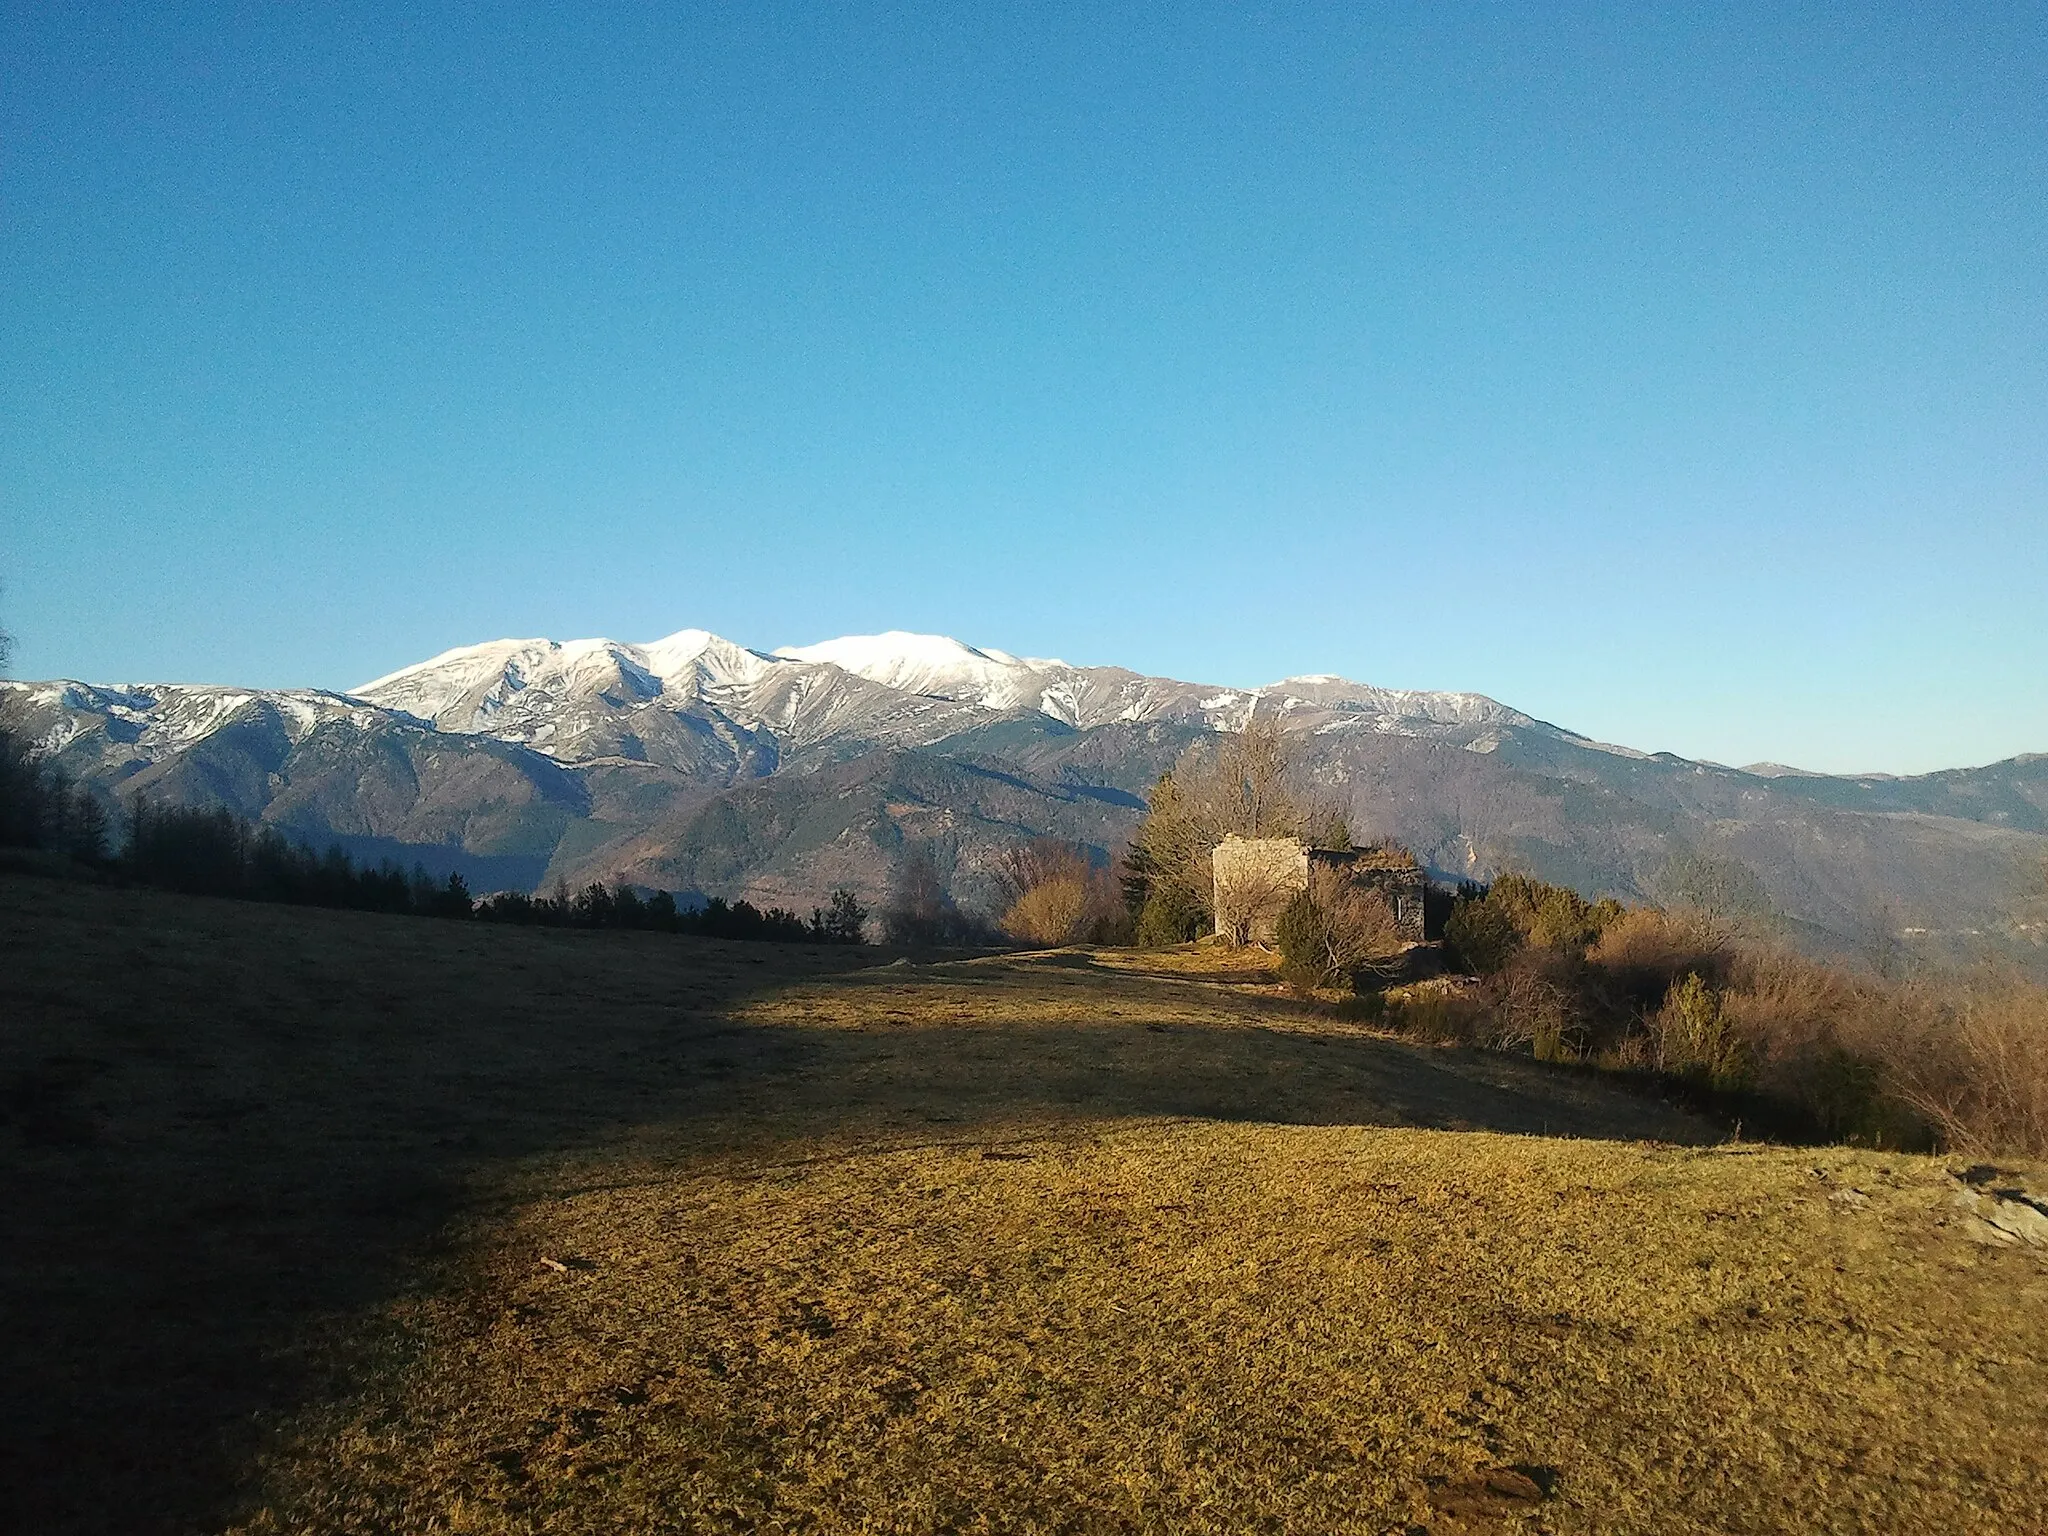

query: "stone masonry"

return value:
[1211, 835, 1428, 945]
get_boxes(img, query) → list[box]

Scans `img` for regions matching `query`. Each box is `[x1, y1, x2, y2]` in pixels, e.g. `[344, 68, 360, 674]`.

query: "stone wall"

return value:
[1211, 836, 1430, 945]
[1211, 835, 1309, 943]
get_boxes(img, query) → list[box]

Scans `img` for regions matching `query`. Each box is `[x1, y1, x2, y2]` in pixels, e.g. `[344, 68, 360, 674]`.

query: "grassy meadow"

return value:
[2, 874, 2044, 1534]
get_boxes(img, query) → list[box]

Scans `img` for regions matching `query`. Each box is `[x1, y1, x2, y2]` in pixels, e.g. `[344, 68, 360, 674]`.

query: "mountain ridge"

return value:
[6, 626, 2044, 968]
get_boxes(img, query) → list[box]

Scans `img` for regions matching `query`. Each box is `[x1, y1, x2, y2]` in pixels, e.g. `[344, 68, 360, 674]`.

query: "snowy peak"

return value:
[353, 637, 584, 727]
[353, 630, 784, 734]
[21, 622, 1546, 781]
[351, 624, 1542, 750]
[1259, 675, 1534, 731]
[638, 628, 774, 689]
[772, 632, 1064, 712]
[343, 628, 1002, 770]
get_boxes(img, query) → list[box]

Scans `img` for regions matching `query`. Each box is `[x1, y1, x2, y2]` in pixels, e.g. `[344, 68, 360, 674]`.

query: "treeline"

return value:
[127, 802, 477, 915]
[475, 883, 866, 943]
[0, 726, 112, 862]
[0, 751, 869, 944]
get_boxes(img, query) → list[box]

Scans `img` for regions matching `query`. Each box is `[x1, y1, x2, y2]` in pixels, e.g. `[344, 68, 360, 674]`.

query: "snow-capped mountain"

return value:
[6, 680, 373, 760]
[355, 629, 775, 730]
[350, 630, 1019, 773]
[8, 625, 2043, 961]
[0, 625, 1580, 900]
[770, 632, 1540, 741]
[342, 627, 1544, 771]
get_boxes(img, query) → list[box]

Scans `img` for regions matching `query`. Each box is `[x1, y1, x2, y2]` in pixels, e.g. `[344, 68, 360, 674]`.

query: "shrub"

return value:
[1445, 873, 1630, 977]
[1488, 946, 1592, 1061]
[1879, 977, 2048, 1157]
[1137, 881, 1208, 946]
[1274, 890, 1326, 984]
[996, 838, 1127, 947]
[1277, 957, 1328, 997]
[1273, 867, 1405, 993]
[1407, 868, 2048, 1157]
[1444, 895, 1519, 974]
[1487, 873, 1620, 950]
[1587, 906, 1735, 1013]
[1004, 876, 1091, 946]
[1332, 990, 1389, 1025]
[1389, 988, 1486, 1045]
[1652, 973, 1752, 1092]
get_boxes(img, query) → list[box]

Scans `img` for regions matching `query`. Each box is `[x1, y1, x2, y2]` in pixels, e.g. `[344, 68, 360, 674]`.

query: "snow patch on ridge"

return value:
[10, 622, 1560, 781]
[772, 632, 1060, 712]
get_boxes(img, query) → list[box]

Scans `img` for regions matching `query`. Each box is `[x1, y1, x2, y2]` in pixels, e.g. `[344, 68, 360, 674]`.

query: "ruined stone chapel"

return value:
[1210, 834, 1428, 946]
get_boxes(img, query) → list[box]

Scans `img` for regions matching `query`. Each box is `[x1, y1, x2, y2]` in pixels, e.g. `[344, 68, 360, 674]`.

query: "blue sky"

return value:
[3, 2, 2042, 774]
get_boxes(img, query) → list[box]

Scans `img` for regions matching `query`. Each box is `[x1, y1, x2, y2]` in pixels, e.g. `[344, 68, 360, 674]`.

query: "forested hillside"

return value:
[5, 630, 2044, 966]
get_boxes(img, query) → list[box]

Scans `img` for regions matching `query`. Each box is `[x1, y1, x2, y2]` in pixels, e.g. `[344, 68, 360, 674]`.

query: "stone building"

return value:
[1211, 835, 1427, 945]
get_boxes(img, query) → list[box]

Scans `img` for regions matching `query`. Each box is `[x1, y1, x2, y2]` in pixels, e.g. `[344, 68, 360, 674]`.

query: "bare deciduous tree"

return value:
[1215, 715, 1298, 840]
[884, 848, 966, 946]
[995, 837, 1126, 947]
[1131, 716, 1342, 936]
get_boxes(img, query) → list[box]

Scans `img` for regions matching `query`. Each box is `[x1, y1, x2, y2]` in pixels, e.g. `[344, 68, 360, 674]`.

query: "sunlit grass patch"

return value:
[238, 1127, 2046, 1535]
[6, 879, 2043, 1535]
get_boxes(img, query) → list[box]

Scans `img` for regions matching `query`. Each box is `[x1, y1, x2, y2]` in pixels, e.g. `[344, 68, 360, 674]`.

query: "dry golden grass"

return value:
[242, 1135, 2048, 1536]
[4, 878, 2046, 1534]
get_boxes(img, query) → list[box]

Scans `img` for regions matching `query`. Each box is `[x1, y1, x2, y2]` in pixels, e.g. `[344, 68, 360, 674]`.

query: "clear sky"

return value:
[3, 2, 2042, 774]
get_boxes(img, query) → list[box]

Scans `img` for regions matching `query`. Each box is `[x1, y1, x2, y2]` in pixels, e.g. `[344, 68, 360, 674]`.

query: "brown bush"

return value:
[1659, 942, 2048, 1156]
[996, 838, 1129, 948]
[1709, 945, 1894, 1139]
[1371, 872, 2048, 1156]
[1878, 976, 2048, 1158]
[1003, 877, 1093, 947]
[1587, 906, 1736, 1011]
[1486, 946, 1591, 1061]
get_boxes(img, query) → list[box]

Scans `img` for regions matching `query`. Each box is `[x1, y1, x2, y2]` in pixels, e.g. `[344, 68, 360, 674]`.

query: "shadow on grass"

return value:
[1, 877, 1713, 1535]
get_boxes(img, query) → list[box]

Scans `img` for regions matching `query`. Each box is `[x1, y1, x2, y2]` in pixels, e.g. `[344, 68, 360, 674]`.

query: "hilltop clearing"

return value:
[2, 877, 2043, 1533]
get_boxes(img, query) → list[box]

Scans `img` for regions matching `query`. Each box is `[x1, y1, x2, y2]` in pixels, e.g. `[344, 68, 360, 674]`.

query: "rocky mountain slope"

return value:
[5, 629, 2043, 963]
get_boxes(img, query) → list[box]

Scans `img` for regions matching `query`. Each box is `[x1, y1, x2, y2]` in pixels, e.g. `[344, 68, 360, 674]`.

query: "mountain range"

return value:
[5, 628, 2044, 966]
